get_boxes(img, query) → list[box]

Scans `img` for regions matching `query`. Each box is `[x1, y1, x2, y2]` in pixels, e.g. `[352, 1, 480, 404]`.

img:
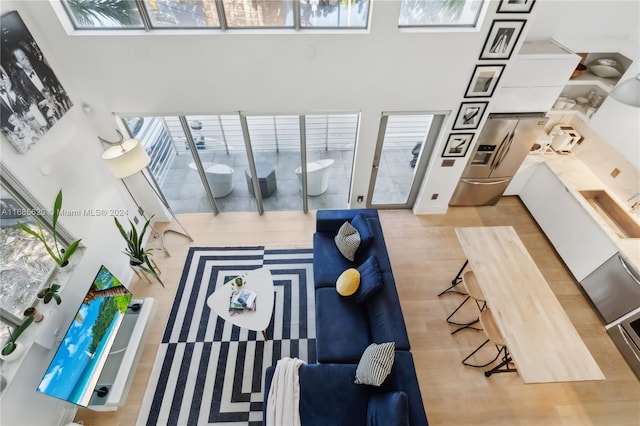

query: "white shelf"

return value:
[88, 298, 155, 411]
[547, 108, 589, 122]
[566, 71, 617, 92]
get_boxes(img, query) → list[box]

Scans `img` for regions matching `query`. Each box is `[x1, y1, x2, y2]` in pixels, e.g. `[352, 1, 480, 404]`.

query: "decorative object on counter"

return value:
[479, 20, 526, 60]
[549, 125, 583, 153]
[0, 316, 34, 362]
[453, 101, 488, 130]
[442, 133, 474, 158]
[16, 189, 82, 268]
[465, 64, 505, 98]
[37, 283, 62, 305]
[609, 74, 640, 108]
[23, 306, 44, 322]
[497, 0, 536, 13]
[570, 63, 588, 79]
[587, 58, 623, 78]
[115, 215, 164, 287]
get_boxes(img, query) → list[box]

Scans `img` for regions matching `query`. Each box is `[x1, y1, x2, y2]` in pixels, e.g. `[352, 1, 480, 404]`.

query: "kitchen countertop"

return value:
[534, 153, 640, 271]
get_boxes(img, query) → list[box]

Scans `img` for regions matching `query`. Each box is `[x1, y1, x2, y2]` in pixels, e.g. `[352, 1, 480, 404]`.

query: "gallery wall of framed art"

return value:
[479, 20, 526, 60]
[441, 1, 535, 161]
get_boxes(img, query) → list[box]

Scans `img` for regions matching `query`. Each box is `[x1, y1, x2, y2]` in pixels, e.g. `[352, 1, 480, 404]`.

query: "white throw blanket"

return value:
[266, 357, 305, 426]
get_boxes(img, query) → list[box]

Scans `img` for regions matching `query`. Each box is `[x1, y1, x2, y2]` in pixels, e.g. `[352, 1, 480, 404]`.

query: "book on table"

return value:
[229, 289, 257, 316]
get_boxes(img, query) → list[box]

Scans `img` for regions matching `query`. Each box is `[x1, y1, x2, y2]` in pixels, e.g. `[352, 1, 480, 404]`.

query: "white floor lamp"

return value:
[99, 130, 193, 255]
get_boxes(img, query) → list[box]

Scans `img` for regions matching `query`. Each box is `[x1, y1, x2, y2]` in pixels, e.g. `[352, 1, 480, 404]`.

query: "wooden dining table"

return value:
[455, 226, 605, 384]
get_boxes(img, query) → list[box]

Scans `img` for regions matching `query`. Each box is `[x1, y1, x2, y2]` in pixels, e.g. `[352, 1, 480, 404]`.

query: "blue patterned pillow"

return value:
[355, 256, 383, 304]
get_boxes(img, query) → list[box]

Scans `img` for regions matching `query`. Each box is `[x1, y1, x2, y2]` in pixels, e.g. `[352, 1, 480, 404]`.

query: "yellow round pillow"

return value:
[336, 268, 360, 296]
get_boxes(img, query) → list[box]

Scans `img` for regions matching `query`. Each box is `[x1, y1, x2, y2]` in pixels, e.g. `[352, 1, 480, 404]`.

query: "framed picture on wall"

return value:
[0, 11, 73, 154]
[464, 64, 505, 98]
[479, 20, 526, 60]
[442, 133, 474, 157]
[452, 101, 488, 130]
[497, 0, 536, 14]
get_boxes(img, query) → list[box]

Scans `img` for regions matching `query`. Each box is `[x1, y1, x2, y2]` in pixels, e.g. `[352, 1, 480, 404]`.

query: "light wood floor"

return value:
[75, 197, 640, 425]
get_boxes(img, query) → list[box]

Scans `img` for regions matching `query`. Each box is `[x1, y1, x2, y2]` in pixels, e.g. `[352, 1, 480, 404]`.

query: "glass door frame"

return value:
[239, 112, 309, 215]
[367, 112, 445, 209]
[179, 116, 220, 215]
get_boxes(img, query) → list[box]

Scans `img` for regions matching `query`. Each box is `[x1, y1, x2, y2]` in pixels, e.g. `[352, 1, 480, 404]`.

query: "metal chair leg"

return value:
[484, 347, 517, 377]
[438, 259, 469, 296]
[446, 295, 471, 324]
[447, 294, 483, 333]
[462, 339, 502, 368]
[451, 318, 482, 335]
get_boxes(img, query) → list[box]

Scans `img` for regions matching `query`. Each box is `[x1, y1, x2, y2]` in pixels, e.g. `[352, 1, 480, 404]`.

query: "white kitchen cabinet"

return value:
[492, 40, 580, 113]
[504, 155, 544, 196]
[520, 163, 618, 282]
[520, 163, 570, 244]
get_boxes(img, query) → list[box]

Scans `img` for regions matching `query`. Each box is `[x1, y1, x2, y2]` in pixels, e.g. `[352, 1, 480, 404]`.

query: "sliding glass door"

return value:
[368, 113, 444, 208]
[245, 115, 302, 212]
[121, 112, 359, 214]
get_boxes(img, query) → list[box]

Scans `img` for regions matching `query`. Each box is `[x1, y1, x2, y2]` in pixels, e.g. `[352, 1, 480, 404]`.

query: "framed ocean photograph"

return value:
[497, 0, 536, 14]
[442, 133, 474, 157]
[464, 64, 505, 98]
[453, 101, 488, 130]
[479, 20, 526, 60]
[0, 11, 73, 154]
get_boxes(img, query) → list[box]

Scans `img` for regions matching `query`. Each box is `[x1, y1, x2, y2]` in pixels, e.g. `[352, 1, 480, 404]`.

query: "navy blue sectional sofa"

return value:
[264, 209, 428, 426]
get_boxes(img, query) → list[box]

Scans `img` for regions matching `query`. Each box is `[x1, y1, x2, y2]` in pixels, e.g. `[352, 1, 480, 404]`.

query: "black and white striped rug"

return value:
[137, 247, 316, 426]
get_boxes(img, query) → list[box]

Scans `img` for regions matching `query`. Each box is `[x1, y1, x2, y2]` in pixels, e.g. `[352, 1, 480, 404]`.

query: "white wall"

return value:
[11, 0, 500, 217]
[1, 1, 639, 424]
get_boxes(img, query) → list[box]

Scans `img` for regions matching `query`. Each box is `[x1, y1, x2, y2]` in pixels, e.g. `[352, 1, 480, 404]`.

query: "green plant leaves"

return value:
[17, 190, 81, 267]
[115, 215, 163, 287]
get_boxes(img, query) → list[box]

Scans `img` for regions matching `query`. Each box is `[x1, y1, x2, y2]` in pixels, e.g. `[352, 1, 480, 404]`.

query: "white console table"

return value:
[88, 297, 155, 411]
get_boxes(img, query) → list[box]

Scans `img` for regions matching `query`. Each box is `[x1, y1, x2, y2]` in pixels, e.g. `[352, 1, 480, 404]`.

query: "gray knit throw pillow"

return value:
[334, 221, 361, 262]
[355, 342, 395, 386]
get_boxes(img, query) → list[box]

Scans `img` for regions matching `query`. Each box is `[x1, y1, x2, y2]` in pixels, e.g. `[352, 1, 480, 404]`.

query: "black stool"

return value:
[462, 308, 517, 377]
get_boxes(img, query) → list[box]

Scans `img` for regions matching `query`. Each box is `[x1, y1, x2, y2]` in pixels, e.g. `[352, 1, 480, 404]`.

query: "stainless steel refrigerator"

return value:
[449, 112, 548, 206]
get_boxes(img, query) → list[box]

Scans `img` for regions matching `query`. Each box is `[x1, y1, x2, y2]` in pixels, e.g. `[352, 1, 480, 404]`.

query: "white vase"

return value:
[0, 342, 25, 362]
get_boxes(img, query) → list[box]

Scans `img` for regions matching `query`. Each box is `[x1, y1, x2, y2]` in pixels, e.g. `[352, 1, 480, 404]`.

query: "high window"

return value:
[398, 0, 485, 28]
[59, 0, 370, 30]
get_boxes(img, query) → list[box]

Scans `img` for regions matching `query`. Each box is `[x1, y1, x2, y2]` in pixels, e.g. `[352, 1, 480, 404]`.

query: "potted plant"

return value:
[114, 216, 164, 287]
[16, 190, 82, 268]
[0, 317, 35, 362]
[23, 306, 44, 322]
[37, 284, 62, 305]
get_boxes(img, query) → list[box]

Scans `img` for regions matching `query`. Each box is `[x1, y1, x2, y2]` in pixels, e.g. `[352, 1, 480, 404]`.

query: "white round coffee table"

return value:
[206, 267, 275, 340]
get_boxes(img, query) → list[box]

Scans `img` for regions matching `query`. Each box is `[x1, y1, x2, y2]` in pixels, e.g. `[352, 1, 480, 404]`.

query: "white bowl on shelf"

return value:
[588, 59, 623, 78]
